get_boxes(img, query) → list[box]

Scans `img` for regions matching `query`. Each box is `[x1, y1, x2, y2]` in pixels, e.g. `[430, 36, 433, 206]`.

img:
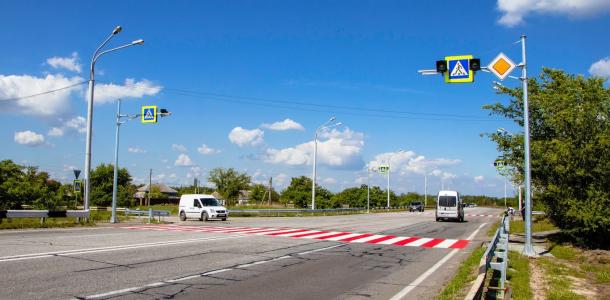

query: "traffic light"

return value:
[436, 60, 447, 73]
[470, 58, 481, 71]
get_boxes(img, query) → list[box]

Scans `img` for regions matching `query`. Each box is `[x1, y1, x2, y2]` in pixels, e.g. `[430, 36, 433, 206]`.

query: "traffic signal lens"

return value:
[470, 58, 481, 71]
[436, 60, 447, 73]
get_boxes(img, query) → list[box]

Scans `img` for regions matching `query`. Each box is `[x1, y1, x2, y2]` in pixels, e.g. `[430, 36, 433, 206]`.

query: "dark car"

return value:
[409, 201, 424, 212]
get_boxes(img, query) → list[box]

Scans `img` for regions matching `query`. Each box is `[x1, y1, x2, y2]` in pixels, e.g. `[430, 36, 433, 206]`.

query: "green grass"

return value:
[550, 245, 579, 261]
[436, 246, 485, 300]
[537, 257, 585, 300]
[510, 217, 557, 234]
[487, 220, 501, 237]
[0, 217, 93, 230]
[508, 251, 532, 300]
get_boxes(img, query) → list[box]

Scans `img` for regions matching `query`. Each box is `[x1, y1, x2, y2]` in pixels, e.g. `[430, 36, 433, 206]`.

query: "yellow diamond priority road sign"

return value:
[488, 52, 517, 81]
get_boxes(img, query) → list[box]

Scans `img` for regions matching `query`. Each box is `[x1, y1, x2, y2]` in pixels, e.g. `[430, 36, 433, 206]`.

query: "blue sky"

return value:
[1, 1, 609, 196]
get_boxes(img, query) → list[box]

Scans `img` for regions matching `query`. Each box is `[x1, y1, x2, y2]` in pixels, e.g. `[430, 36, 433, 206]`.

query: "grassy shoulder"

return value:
[436, 246, 485, 300]
[508, 251, 531, 300]
[510, 216, 557, 234]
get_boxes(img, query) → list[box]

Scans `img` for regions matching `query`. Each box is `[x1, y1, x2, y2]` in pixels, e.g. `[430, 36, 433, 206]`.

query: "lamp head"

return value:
[329, 116, 336, 122]
[112, 26, 122, 35]
[132, 39, 144, 45]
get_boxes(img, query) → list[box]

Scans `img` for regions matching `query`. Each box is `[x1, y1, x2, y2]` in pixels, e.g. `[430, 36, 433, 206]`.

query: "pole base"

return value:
[522, 243, 536, 257]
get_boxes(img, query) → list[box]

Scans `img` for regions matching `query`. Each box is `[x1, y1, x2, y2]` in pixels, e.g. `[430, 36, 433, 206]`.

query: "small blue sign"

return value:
[448, 59, 470, 79]
[444, 55, 474, 83]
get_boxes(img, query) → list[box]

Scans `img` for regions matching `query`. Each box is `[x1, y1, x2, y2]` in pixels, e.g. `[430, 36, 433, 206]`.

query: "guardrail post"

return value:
[40, 217, 45, 225]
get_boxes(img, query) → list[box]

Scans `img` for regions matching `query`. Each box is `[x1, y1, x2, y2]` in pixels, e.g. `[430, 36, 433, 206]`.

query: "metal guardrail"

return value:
[228, 208, 365, 214]
[465, 213, 510, 300]
[0, 210, 90, 224]
[124, 208, 170, 223]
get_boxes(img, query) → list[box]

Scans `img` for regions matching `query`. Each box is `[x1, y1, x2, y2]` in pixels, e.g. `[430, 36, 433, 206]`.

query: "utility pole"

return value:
[268, 177, 272, 205]
[504, 179, 507, 207]
[424, 172, 428, 208]
[148, 168, 152, 207]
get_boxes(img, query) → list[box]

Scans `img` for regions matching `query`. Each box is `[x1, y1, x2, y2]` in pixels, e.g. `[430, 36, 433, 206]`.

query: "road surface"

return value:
[0, 207, 500, 300]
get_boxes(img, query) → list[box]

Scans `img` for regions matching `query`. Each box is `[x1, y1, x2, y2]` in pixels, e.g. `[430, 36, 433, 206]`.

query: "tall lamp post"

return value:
[83, 26, 144, 212]
[110, 100, 171, 223]
[386, 149, 404, 208]
[311, 117, 342, 210]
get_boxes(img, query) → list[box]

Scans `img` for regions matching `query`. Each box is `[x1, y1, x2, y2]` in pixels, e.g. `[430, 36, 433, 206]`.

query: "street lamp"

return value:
[110, 101, 171, 223]
[83, 26, 144, 212]
[386, 149, 404, 208]
[311, 117, 342, 210]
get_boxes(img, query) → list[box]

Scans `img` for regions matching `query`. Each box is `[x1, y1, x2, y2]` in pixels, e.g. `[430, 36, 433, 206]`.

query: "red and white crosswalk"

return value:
[408, 212, 499, 218]
[122, 224, 470, 249]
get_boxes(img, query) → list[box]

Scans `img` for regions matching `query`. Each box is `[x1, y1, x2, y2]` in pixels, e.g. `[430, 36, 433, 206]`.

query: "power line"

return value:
[0, 81, 88, 102]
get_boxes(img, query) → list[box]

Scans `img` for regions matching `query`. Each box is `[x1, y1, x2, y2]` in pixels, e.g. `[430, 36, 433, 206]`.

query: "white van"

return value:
[436, 190, 464, 222]
[178, 194, 228, 221]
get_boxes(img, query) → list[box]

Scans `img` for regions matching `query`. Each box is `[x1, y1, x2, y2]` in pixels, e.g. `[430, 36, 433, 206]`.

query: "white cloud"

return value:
[0, 74, 84, 116]
[589, 57, 610, 77]
[229, 127, 264, 147]
[368, 151, 460, 175]
[47, 116, 87, 137]
[265, 128, 364, 169]
[172, 144, 187, 152]
[174, 154, 193, 166]
[197, 144, 221, 155]
[14, 130, 45, 146]
[46, 52, 82, 73]
[261, 118, 305, 131]
[497, 0, 610, 27]
[430, 169, 457, 180]
[94, 79, 162, 104]
[128, 147, 147, 154]
[63, 164, 76, 172]
[48, 127, 64, 137]
[323, 177, 337, 185]
[474, 175, 485, 184]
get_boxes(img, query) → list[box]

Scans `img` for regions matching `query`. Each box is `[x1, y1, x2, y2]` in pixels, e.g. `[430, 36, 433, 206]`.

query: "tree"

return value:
[208, 168, 251, 206]
[249, 183, 279, 205]
[484, 68, 610, 245]
[89, 163, 132, 207]
[0, 160, 57, 209]
[280, 176, 332, 208]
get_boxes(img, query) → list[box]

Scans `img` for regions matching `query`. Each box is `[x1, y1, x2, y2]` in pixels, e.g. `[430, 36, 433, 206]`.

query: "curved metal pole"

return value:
[83, 33, 142, 212]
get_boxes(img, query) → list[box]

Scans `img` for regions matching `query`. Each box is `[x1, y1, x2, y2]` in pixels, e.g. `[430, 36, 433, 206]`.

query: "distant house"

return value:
[237, 190, 250, 205]
[134, 183, 179, 204]
[211, 191, 226, 206]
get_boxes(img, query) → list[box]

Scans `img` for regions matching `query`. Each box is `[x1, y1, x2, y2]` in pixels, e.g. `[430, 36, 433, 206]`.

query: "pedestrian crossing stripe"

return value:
[445, 54, 474, 83]
[121, 224, 471, 249]
[141, 105, 157, 123]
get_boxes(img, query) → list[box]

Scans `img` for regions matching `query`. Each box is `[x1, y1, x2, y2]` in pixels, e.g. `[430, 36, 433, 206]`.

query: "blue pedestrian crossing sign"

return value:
[141, 105, 157, 123]
[445, 55, 474, 83]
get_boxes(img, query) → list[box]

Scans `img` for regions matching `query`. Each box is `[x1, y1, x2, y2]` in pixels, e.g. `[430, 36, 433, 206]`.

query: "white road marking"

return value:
[389, 222, 487, 300]
[0, 235, 245, 263]
[80, 243, 345, 299]
[404, 237, 433, 247]
[377, 236, 411, 245]
[349, 234, 386, 243]
[323, 233, 361, 241]
[433, 239, 459, 249]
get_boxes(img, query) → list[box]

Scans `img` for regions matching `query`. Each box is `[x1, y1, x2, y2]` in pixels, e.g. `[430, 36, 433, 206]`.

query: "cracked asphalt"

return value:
[0, 207, 499, 300]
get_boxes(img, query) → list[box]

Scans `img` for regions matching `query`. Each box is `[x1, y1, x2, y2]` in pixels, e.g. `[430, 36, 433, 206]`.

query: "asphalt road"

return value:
[0, 207, 500, 300]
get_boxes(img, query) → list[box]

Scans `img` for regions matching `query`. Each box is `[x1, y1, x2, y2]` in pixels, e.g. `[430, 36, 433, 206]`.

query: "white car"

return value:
[178, 194, 228, 221]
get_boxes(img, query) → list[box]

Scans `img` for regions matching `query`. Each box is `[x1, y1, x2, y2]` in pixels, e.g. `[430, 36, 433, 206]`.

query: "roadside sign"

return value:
[378, 165, 390, 174]
[488, 52, 517, 81]
[141, 105, 157, 123]
[73, 169, 81, 179]
[494, 159, 506, 170]
[73, 180, 82, 193]
[445, 55, 474, 83]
